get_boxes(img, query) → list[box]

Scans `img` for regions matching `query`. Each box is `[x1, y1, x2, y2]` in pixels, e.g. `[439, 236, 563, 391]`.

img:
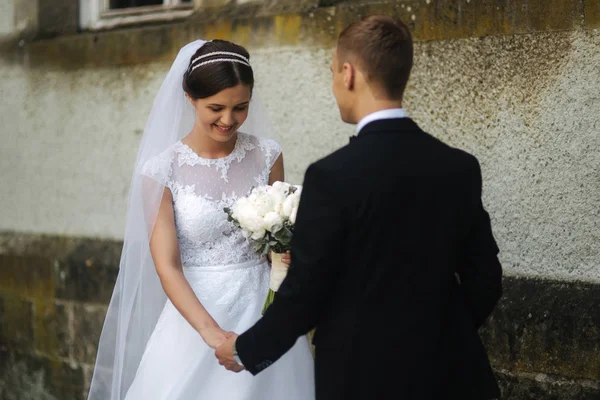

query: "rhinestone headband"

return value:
[191, 51, 250, 66]
[190, 58, 251, 73]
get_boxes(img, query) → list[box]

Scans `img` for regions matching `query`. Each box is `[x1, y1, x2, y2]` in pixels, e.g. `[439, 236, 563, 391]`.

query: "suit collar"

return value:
[356, 108, 409, 133]
[356, 118, 422, 138]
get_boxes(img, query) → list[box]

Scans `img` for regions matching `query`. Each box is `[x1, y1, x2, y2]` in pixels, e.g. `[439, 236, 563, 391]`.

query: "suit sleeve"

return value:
[236, 162, 346, 374]
[458, 156, 503, 328]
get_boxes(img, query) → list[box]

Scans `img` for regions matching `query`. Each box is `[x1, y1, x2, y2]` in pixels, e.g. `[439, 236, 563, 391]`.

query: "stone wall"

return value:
[0, 233, 120, 400]
[0, 233, 598, 399]
[481, 277, 600, 399]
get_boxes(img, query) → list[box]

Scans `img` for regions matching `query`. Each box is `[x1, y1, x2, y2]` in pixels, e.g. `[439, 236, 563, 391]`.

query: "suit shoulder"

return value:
[455, 148, 482, 175]
[439, 142, 480, 172]
[308, 143, 353, 174]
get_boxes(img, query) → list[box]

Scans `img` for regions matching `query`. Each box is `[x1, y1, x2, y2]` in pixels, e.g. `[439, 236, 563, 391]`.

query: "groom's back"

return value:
[235, 15, 501, 400]
[310, 117, 501, 400]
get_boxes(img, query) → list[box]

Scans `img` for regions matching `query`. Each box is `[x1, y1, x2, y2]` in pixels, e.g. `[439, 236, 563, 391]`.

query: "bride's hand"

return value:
[199, 327, 229, 349]
[281, 250, 291, 265]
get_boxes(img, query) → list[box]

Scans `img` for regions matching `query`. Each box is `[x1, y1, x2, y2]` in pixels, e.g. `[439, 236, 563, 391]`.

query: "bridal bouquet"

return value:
[224, 181, 302, 313]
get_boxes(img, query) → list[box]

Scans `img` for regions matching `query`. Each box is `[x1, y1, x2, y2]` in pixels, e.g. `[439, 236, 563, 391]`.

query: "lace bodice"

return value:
[142, 133, 281, 267]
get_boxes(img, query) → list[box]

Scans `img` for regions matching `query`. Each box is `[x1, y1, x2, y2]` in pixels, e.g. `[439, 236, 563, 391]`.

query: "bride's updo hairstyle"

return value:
[183, 40, 254, 100]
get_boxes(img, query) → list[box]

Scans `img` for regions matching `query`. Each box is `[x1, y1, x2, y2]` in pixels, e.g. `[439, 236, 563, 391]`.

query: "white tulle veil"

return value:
[87, 40, 273, 400]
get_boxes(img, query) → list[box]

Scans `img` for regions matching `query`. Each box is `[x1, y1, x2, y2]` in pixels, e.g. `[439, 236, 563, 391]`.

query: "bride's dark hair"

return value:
[183, 40, 254, 100]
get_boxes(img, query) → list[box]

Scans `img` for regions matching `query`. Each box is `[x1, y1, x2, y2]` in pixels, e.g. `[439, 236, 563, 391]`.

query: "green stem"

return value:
[261, 289, 276, 314]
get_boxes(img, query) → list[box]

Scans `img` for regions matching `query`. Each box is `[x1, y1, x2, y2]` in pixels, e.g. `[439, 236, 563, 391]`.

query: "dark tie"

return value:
[349, 135, 357, 143]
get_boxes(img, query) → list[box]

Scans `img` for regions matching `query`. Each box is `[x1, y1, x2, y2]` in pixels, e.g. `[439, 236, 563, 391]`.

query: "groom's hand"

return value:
[215, 333, 244, 373]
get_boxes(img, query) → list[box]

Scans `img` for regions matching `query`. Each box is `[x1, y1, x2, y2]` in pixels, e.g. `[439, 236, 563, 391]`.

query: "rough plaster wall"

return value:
[0, 1, 15, 35]
[0, 0, 38, 40]
[0, 29, 598, 282]
[407, 30, 600, 282]
[0, 62, 163, 238]
[252, 47, 348, 184]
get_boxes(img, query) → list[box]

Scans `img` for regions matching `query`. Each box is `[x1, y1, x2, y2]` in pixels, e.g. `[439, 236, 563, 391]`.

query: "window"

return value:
[80, 0, 195, 31]
[109, 0, 192, 9]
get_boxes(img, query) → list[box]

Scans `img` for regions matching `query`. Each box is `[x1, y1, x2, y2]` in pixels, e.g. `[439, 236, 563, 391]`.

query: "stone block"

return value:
[82, 364, 95, 396]
[201, 0, 234, 8]
[0, 233, 121, 303]
[584, 0, 600, 28]
[0, 350, 68, 400]
[496, 370, 600, 400]
[32, 300, 72, 359]
[72, 303, 108, 365]
[481, 276, 600, 382]
[54, 241, 120, 304]
[0, 294, 34, 351]
[0, 254, 54, 299]
[1, 350, 87, 400]
[234, 0, 318, 12]
[42, 357, 87, 400]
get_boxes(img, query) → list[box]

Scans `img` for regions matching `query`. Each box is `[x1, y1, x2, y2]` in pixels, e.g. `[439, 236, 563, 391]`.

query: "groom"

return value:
[217, 15, 502, 400]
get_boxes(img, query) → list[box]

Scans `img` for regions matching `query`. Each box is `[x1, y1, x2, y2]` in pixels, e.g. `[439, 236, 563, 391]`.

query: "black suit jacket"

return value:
[236, 118, 502, 400]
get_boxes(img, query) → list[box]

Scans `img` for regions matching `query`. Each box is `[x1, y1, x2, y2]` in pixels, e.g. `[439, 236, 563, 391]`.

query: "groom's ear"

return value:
[342, 62, 355, 91]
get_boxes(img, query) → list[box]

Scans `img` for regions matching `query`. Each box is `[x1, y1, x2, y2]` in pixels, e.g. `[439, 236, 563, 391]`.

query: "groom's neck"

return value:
[353, 97, 404, 124]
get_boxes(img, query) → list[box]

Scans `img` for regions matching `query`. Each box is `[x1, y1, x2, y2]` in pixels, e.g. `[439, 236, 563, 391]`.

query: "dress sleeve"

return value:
[141, 147, 175, 190]
[259, 137, 282, 171]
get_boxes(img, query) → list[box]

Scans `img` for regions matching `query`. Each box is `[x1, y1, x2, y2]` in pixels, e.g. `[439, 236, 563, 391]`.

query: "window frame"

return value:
[79, 0, 196, 31]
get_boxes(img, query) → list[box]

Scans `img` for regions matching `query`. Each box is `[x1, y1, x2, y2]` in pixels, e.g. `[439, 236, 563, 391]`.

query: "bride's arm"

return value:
[268, 153, 284, 184]
[149, 187, 228, 349]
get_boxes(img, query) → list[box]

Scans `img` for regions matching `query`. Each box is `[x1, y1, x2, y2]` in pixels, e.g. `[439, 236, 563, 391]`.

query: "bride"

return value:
[87, 39, 315, 400]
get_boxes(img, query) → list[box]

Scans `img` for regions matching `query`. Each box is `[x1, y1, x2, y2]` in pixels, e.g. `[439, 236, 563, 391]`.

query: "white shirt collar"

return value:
[356, 108, 409, 134]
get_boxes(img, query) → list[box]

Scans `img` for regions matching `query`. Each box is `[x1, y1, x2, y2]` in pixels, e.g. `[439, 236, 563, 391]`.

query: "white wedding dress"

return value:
[124, 132, 315, 400]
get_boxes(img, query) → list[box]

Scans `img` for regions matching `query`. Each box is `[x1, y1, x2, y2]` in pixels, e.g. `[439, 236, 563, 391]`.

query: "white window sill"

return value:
[81, 5, 195, 31]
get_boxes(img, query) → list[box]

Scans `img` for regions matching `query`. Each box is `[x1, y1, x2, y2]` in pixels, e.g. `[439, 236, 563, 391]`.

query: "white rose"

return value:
[289, 207, 298, 224]
[282, 191, 301, 221]
[231, 198, 249, 222]
[292, 190, 301, 208]
[270, 182, 289, 213]
[253, 191, 276, 217]
[272, 194, 286, 215]
[233, 199, 264, 233]
[271, 181, 290, 193]
[281, 195, 295, 219]
[263, 211, 284, 233]
[251, 228, 266, 240]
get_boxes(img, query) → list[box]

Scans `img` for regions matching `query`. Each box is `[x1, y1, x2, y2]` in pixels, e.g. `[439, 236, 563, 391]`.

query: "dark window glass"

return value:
[110, 0, 163, 9]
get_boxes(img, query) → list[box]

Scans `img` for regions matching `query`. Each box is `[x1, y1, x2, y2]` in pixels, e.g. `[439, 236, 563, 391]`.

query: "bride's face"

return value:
[189, 84, 252, 143]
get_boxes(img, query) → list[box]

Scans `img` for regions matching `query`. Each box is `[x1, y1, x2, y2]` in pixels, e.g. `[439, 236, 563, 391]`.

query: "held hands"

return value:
[215, 333, 245, 373]
[199, 326, 231, 349]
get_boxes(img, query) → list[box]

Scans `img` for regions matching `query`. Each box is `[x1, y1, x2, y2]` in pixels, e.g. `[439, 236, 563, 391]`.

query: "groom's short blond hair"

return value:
[337, 15, 413, 100]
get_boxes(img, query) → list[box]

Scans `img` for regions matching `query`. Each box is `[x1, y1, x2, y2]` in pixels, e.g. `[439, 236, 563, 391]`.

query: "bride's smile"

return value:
[214, 123, 235, 134]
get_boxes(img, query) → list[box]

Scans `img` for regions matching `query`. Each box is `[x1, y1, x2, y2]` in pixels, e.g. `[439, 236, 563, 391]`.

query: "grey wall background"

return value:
[1, 1, 599, 279]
